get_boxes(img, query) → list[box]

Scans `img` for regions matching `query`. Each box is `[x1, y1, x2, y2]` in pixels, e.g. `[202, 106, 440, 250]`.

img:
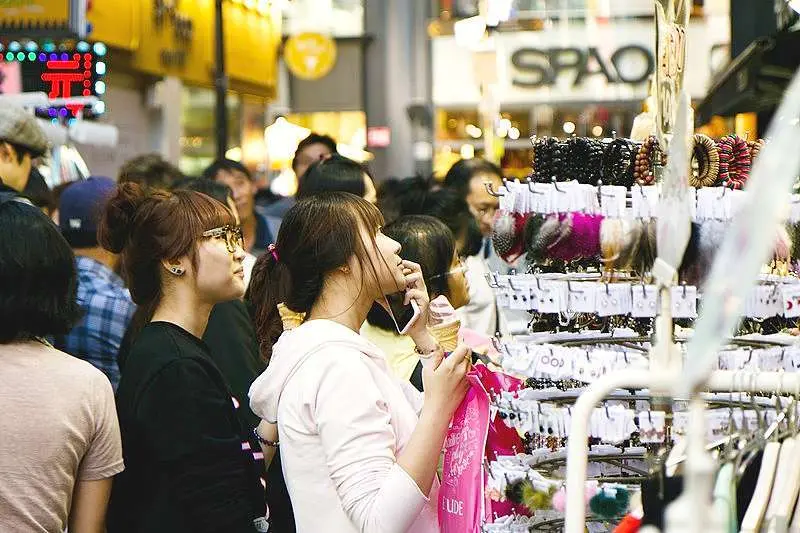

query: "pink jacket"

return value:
[249, 319, 440, 533]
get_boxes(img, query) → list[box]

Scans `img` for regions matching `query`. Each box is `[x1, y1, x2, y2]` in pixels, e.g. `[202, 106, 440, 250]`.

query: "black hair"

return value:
[421, 188, 482, 257]
[291, 133, 338, 173]
[201, 158, 252, 182]
[296, 154, 371, 199]
[2, 140, 39, 163]
[247, 192, 386, 360]
[378, 177, 483, 257]
[366, 215, 456, 331]
[173, 176, 234, 205]
[443, 158, 503, 200]
[118, 153, 185, 189]
[0, 197, 82, 343]
[21, 167, 56, 214]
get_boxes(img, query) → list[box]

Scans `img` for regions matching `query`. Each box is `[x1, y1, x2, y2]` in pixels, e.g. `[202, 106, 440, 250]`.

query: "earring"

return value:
[170, 267, 184, 276]
[341, 265, 351, 274]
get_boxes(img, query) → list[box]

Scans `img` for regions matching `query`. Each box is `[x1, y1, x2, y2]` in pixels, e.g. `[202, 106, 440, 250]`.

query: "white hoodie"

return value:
[249, 319, 440, 533]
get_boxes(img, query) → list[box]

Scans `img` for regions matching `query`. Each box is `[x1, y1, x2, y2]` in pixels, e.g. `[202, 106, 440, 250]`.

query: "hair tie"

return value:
[268, 243, 279, 262]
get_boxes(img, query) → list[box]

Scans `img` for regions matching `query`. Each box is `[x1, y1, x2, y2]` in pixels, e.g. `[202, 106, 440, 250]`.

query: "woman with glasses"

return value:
[361, 215, 471, 391]
[98, 183, 268, 533]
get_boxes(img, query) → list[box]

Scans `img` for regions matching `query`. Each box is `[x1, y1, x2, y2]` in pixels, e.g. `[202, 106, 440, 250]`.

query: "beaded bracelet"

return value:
[633, 136, 664, 185]
[717, 135, 750, 189]
[602, 138, 635, 186]
[729, 135, 751, 188]
[689, 134, 719, 188]
[715, 136, 733, 186]
[749, 139, 765, 162]
[253, 427, 279, 448]
[533, 137, 562, 182]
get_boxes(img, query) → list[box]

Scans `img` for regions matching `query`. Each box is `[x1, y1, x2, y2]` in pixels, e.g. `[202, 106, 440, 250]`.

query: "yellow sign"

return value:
[0, 0, 69, 30]
[284, 32, 336, 81]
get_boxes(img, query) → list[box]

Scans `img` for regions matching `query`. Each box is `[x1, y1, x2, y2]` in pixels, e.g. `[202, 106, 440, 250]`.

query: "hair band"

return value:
[268, 243, 279, 262]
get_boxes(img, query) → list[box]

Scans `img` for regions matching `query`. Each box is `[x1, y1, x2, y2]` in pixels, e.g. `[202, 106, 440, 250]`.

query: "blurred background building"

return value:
[1, 0, 797, 191]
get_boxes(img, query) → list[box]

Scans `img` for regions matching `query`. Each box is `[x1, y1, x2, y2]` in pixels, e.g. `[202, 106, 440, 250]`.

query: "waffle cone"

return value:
[428, 320, 461, 352]
[277, 303, 305, 331]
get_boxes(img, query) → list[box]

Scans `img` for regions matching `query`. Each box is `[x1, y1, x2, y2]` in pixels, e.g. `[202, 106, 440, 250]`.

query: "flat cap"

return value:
[0, 106, 49, 156]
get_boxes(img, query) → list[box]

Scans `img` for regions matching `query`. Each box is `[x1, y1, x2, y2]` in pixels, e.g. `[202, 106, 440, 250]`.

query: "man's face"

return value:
[0, 143, 31, 192]
[294, 142, 333, 180]
[466, 172, 502, 236]
[215, 169, 256, 223]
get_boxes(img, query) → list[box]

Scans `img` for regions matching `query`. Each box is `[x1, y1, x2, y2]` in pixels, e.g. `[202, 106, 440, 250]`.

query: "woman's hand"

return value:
[400, 260, 432, 344]
[421, 344, 470, 417]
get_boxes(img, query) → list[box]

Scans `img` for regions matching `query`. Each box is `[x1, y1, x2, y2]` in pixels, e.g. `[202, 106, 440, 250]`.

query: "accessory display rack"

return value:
[478, 2, 800, 529]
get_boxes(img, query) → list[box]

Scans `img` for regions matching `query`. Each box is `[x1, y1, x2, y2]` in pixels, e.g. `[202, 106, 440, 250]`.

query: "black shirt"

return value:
[203, 301, 297, 533]
[108, 321, 266, 533]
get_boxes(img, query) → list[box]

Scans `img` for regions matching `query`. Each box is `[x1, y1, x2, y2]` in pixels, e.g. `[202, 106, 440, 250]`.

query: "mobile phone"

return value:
[384, 292, 421, 335]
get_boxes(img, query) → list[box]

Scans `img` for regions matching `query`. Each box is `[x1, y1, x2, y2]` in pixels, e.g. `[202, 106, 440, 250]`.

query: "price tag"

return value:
[596, 283, 630, 316]
[567, 282, 597, 313]
[600, 185, 626, 218]
[757, 285, 783, 318]
[631, 284, 659, 317]
[671, 285, 698, 318]
[496, 287, 511, 309]
[782, 284, 800, 318]
[537, 280, 561, 314]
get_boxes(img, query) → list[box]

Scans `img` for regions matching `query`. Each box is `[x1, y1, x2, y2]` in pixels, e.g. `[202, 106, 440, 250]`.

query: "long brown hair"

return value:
[246, 192, 385, 360]
[98, 182, 234, 337]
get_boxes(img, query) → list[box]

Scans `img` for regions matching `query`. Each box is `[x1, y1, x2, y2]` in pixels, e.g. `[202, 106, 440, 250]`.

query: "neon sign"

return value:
[0, 40, 106, 119]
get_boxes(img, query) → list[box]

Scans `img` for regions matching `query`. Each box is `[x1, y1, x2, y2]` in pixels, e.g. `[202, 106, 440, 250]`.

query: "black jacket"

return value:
[108, 321, 266, 533]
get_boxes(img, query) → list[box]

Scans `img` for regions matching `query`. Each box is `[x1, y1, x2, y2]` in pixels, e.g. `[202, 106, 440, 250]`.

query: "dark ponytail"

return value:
[247, 192, 384, 361]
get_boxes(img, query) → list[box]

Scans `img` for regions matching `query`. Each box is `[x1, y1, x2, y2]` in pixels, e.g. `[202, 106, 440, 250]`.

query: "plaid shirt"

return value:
[55, 256, 136, 390]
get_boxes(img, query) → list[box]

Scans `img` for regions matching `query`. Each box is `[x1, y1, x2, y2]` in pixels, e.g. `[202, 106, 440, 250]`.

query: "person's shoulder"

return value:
[129, 322, 195, 360]
[6, 341, 112, 384]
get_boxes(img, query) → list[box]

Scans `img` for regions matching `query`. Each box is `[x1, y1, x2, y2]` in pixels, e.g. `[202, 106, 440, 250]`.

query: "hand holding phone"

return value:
[383, 260, 430, 336]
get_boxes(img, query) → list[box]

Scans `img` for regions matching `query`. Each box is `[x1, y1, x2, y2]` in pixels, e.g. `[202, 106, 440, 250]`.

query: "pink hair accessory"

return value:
[547, 213, 603, 262]
[268, 243, 279, 262]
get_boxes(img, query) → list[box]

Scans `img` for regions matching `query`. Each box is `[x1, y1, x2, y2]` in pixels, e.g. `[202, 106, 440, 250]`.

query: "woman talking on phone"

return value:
[248, 192, 470, 533]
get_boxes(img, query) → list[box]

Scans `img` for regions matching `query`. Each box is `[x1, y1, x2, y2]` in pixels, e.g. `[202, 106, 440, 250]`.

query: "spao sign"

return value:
[510, 45, 654, 88]
[432, 20, 727, 106]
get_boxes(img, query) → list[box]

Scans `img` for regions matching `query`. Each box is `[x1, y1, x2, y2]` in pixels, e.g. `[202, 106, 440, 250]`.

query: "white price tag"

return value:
[600, 185, 626, 218]
[631, 284, 659, 317]
[566, 282, 597, 313]
[671, 285, 698, 318]
[537, 280, 562, 314]
[782, 284, 800, 318]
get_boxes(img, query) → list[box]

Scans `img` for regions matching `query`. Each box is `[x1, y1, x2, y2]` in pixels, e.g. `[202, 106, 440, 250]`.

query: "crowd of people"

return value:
[0, 105, 512, 533]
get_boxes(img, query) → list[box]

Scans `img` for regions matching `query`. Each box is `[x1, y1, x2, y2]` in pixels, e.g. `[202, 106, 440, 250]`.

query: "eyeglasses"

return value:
[427, 257, 468, 281]
[201, 225, 244, 253]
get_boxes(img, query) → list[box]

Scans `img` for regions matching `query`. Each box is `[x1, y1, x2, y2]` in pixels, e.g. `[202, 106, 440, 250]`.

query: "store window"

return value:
[434, 104, 639, 179]
[179, 87, 242, 176]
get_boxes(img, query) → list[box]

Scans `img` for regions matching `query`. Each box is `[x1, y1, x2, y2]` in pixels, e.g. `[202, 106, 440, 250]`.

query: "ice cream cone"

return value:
[277, 303, 305, 331]
[428, 320, 461, 352]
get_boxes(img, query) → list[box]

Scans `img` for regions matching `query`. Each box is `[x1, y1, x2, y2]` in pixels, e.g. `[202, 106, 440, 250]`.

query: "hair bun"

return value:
[98, 181, 146, 253]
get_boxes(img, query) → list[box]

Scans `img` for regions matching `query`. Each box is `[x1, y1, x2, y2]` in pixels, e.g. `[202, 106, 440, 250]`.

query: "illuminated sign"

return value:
[0, 39, 106, 118]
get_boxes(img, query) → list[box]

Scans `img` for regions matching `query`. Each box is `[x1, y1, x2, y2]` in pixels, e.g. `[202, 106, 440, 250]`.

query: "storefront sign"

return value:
[510, 45, 654, 88]
[367, 126, 391, 148]
[432, 20, 729, 106]
[0, 0, 86, 38]
[284, 32, 337, 80]
[0, 40, 105, 117]
[153, 0, 193, 68]
[86, 0, 280, 97]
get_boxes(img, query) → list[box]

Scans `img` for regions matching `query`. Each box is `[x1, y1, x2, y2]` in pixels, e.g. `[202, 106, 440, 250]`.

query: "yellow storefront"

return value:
[86, 0, 281, 175]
